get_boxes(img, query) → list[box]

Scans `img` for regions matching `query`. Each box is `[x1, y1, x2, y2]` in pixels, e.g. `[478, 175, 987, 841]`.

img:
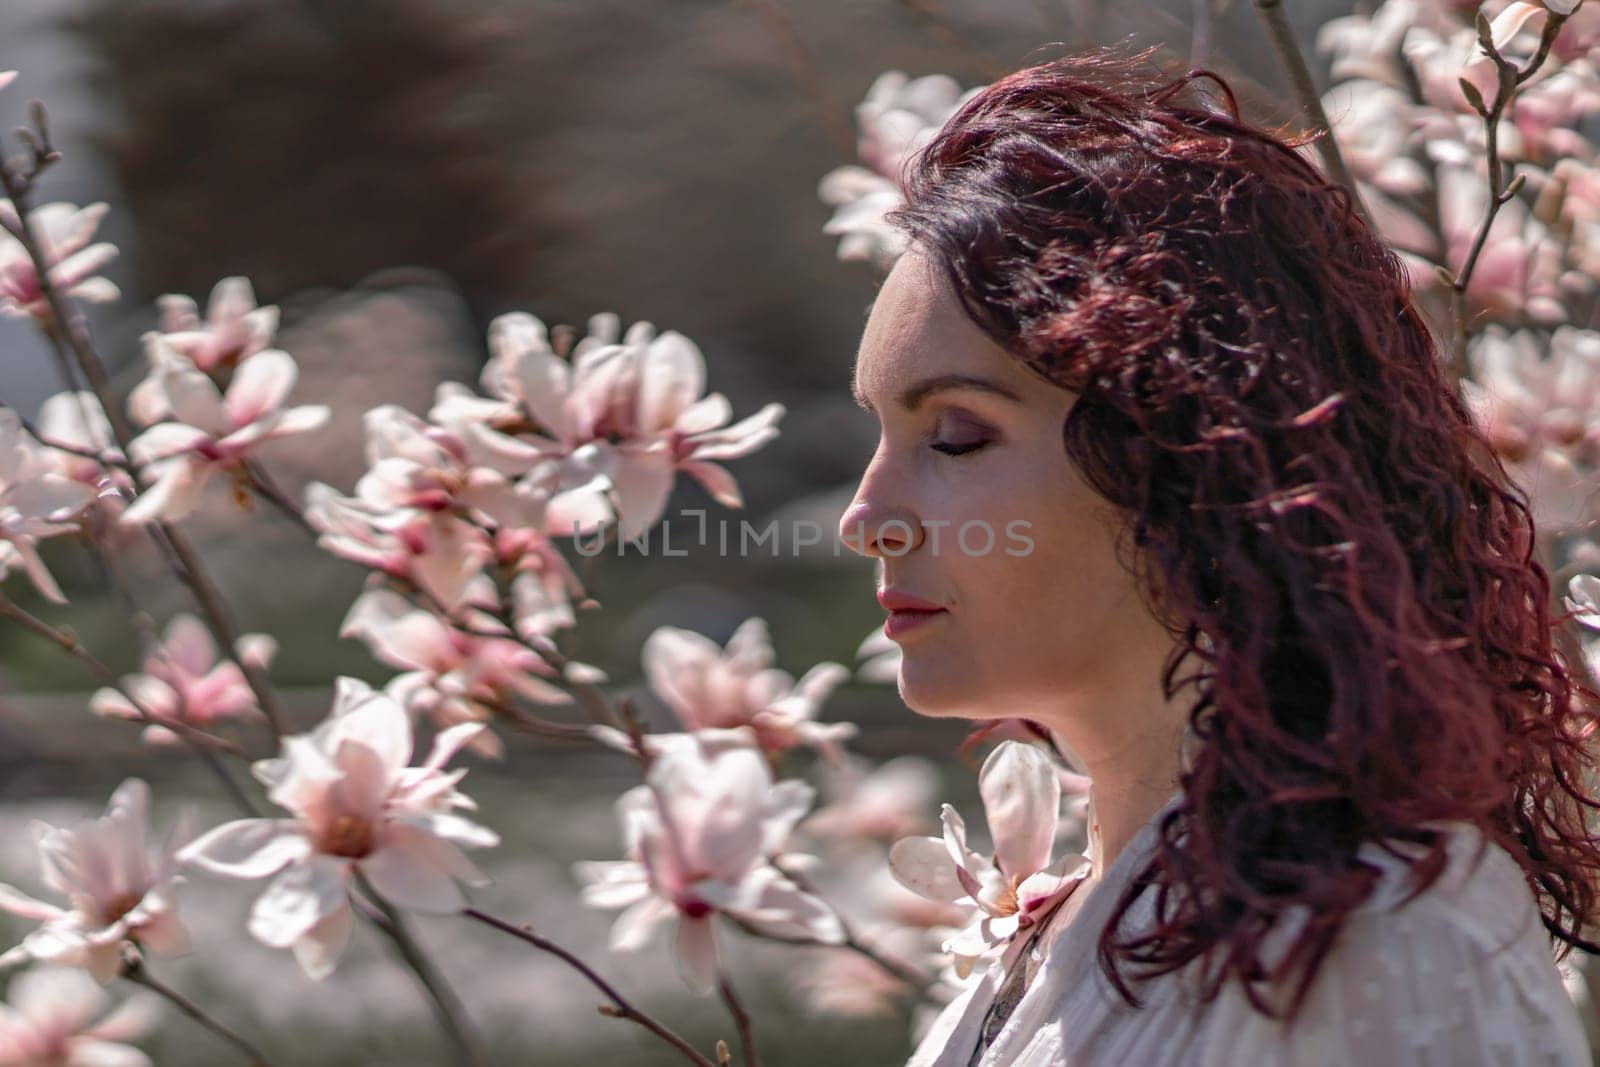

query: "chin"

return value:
[895, 663, 985, 719]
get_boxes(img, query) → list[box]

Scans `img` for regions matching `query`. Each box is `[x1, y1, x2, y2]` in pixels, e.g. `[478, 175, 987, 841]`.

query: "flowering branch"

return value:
[769, 855, 939, 996]
[0, 592, 261, 818]
[0, 109, 288, 740]
[1442, 6, 1574, 384]
[120, 950, 273, 1066]
[460, 907, 719, 1067]
[240, 458, 312, 532]
[716, 974, 758, 1067]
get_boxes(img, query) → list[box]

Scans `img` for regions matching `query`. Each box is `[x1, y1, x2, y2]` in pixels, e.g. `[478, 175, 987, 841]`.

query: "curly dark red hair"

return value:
[885, 42, 1600, 1019]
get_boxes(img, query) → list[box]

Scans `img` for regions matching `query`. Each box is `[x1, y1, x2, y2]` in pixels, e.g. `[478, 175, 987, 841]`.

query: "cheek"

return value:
[954, 467, 1132, 650]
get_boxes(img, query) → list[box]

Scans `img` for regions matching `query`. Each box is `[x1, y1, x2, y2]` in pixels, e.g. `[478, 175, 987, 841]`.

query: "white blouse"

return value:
[906, 795, 1592, 1066]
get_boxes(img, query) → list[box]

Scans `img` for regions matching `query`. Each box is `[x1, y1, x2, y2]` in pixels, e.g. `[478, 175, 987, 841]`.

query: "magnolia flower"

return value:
[0, 72, 15, 93]
[0, 780, 191, 984]
[1315, 0, 1449, 91]
[801, 754, 940, 845]
[461, 312, 785, 542]
[1321, 80, 1431, 199]
[340, 588, 581, 758]
[177, 679, 497, 979]
[0, 408, 94, 603]
[0, 202, 119, 321]
[0, 967, 158, 1067]
[573, 734, 844, 994]
[357, 404, 608, 593]
[32, 392, 129, 506]
[817, 71, 982, 268]
[88, 614, 274, 744]
[1462, 325, 1600, 533]
[155, 276, 278, 372]
[304, 483, 496, 614]
[641, 617, 855, 762]
[1510, 60, 1600, 163]
[889, 741, 1088, 979]
[121, 345, 330, 525]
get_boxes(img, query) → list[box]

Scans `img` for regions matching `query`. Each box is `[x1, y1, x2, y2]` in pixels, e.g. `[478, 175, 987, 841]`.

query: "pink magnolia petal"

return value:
[979, 741, 1061, 881]
[674, 393, 732, 435]
[0, 882, 66, 921]
[130, 907, 189, 958]
[682, 403, 785, 460]
[678, 460, 743, 509]
[224, 349, 297, 427]
[160, 365, 230, 437]
[887, 836, 969, 903]
[609, 894, 672, 952]
[608, 451, 675, 543]
[234, 634, 277, 671]
[125, 423, 209, 466]
[673, 913, 720, 995]
[247, 856, 349, 949]
[161, 614, 218, 677]
[120, 458, 207, 526]
[636, 331, 707, 433]
[422, 722, 488, 772]
[573, 861, 651, 909]
[756, 779, 815, 856]
[63, 1039, 152, 1067]
[291, 898, 353, 981]
[360, 827, 466, 913]
[177, 819, 310, 878]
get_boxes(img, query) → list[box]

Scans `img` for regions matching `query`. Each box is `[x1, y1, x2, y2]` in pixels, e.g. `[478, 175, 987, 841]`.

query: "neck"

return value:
[1045, 693, 1188, 877]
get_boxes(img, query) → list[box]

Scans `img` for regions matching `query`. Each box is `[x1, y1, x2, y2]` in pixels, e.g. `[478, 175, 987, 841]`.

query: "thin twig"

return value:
[121, 952, 273, 1066]
[242, 460, 314, 534]
[351, 873, 486, 1067]
[716, 974, 758, 1067]
[461, 906, 718, 1067]
[158, 522, 286, 736]
[768, 855, 939, 995]
[1443, 8, 1572, 387]
[1250, 0, 1377, 236]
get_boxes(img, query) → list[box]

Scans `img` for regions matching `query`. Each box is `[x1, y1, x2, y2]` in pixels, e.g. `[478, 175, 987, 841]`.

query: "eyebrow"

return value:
[850, 372, 1024, 414]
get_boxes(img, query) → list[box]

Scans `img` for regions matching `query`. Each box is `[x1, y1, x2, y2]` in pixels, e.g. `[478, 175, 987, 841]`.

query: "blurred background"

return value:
[0, 1, 1490, 1064]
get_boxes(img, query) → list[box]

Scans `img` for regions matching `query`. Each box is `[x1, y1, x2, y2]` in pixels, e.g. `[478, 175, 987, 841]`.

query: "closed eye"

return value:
[930, 439, 989, 457]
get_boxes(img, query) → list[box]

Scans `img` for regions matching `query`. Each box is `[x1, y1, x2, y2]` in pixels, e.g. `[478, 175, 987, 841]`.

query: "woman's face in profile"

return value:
[841, 246, 1172, 724]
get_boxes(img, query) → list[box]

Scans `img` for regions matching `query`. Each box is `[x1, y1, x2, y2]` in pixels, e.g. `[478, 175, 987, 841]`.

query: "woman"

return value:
[838, 44, 1600, 1065]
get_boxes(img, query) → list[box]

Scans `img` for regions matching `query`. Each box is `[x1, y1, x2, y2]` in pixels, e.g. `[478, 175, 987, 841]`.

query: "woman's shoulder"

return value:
[1348, 820, 1542, 943]
[1194, 821, 1591, 1066]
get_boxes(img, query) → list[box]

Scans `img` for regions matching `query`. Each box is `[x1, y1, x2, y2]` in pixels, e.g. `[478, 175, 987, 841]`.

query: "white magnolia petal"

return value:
[887, 836, 970, 903]
[176, 820, 310, 879]
[979, 741, 1061, 881]
[673, 913, 720, 995]
[360, 828, 467, 914]
[247, 857, 349, 949]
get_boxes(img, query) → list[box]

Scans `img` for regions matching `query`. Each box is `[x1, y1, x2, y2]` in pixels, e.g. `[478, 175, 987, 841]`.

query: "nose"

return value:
[838, 457, 924, 558]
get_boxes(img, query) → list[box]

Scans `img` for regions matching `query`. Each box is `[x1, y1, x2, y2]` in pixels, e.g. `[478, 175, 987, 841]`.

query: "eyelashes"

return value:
[929, 438, 990, 457]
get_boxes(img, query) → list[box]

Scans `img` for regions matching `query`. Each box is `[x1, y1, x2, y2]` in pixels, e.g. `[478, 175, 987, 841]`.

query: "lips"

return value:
[878, 588, 947, 638]
[877, 589, 945, 613]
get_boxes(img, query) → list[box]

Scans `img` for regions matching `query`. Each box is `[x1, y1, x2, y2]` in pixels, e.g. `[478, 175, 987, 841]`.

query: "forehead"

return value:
[851, 248, 1030, 399]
